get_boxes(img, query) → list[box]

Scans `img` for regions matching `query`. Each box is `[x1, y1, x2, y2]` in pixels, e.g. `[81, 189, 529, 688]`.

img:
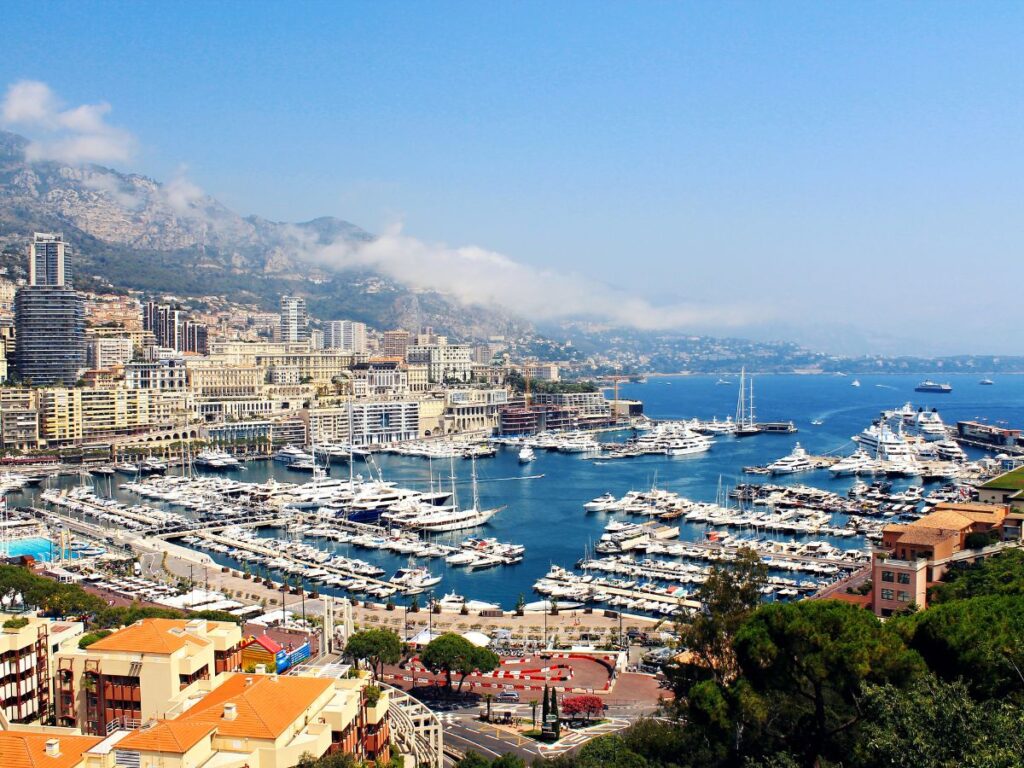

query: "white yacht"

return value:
[935, 439, 967, 462]
[584, 492, 618, 512]
[767, 443, 815, 474]
[194, 449, 241, 470]
[914, 409, 947, 441]
[829, 449, 878, 476]
[663, 432, 713, 456]
[274, 445, 312, 463]
[853, 422, 917, 463]
[389, 565, 442, 590]
[518, 445, 536, 463]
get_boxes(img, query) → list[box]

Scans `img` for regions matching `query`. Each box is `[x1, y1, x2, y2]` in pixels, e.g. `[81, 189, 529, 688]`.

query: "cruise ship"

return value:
[915, 380, 952, 393]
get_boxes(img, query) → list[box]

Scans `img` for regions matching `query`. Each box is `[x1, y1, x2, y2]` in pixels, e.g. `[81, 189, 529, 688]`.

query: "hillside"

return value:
[0, 130, 522, 339]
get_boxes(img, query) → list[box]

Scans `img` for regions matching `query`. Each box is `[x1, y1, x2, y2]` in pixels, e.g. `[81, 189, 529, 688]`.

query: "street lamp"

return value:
[427, 590, 434, 638]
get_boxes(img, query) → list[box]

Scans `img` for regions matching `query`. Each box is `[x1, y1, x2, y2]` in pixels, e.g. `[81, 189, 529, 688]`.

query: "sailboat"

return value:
[734, 367, 761, 437]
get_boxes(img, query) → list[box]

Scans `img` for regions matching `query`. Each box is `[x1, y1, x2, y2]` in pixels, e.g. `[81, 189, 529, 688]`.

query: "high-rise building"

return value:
[279, 295, 309, 342]
[325, 320, 367, 353]
[144, 301, 207, 353]
[14, 235, 85, 386]
[382, 329, 411, 360]
[29, 232, 71, 287]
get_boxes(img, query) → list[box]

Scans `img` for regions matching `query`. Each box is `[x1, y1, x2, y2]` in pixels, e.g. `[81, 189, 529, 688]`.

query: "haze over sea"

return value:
[13, 374, 1024, 609]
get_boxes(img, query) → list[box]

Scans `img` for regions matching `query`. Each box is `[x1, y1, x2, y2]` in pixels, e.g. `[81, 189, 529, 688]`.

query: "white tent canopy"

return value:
[462, 631, 491, 647]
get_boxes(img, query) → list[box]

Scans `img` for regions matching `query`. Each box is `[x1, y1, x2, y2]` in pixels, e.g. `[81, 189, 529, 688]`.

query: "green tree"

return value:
[345, 628, 403, 680]
[676, 547, 768, 687]
[420, 633, 499, 692]
[453, 752, 491, 768]
[907, 594, 1024, 701]
[572, 734, 648, 768]
[733, 600, 923, 766]
[542, 683, 550, 724]
[855, 675, 1024, 768]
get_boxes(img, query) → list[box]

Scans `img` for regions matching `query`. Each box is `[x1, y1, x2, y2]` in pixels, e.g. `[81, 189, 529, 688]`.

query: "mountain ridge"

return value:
[0, 129, 523, 340]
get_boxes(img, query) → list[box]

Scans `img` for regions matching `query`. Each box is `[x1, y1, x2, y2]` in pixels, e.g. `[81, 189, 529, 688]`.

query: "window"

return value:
[897, 591, 910, 603]
[880, 588, 894, 601]
[897, 572, 911, 584]
[881, 570, 894, 582]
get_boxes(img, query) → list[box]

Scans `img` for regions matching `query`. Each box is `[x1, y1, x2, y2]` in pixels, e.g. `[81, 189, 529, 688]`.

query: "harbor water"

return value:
[10, 373, 1024, 608]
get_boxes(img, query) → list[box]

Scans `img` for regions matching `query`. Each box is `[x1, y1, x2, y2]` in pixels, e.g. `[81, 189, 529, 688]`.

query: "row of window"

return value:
[880, 570, 911, 584]
[880, 589, 912, 602]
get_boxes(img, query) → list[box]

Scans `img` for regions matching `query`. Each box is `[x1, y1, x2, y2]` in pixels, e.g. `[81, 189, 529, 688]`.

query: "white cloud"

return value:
[308, 225, 766, 331]
[1, 80, 136, 165]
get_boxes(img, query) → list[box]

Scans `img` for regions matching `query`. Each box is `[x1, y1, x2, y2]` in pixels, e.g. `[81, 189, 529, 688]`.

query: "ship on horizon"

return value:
[915, 380, 953, 393]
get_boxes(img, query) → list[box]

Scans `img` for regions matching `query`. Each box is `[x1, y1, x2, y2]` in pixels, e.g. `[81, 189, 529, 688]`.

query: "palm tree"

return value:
[483, 692, 494, 722]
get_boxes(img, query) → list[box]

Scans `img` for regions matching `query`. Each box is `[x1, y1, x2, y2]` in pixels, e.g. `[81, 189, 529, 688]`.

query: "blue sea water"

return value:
[11, 373, 1024, 608]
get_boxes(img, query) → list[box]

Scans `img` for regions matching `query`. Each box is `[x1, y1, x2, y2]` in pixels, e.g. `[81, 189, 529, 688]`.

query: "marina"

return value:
[4, 373, 1022, 616]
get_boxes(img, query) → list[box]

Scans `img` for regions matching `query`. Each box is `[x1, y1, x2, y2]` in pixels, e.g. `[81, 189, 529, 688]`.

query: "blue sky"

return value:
[2, 2, 1023, 354]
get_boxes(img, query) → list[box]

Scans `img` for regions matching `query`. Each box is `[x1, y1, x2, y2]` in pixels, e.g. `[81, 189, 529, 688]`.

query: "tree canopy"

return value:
[345, 628, 404, 680]
[420, 633, 499, 692]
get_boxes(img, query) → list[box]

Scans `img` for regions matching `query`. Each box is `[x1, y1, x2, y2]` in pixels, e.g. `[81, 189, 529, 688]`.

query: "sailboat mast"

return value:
[471, 455, 480, 510]
[735, 367, 746, 426]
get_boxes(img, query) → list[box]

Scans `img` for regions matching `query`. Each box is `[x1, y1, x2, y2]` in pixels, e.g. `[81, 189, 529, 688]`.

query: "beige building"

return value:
[37, 388, 191, 445]
[54, 618, 242, 734]
[0, 613, 83, 725]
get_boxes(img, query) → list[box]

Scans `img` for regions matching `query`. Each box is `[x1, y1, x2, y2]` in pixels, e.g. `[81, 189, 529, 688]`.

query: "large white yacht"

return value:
[829, 449, 878, 476]
[767, 443, 815, 474]
[852, 422, 917, 463]
[663, 432, 714, 456]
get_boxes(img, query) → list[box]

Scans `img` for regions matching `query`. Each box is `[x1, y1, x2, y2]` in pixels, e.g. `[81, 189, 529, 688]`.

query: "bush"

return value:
[79, 629, 112, 648]
[364, 684, 382, 707]
[3, 616, 29, 630]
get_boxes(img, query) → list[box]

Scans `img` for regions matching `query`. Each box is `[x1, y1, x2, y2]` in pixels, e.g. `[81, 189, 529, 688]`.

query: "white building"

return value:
[306, 400, 420, 446]
[325, 320, 368, 353]
[86, 337, 134, 369]
[279, 295, 309, 342]
[407, 340, 473, 384]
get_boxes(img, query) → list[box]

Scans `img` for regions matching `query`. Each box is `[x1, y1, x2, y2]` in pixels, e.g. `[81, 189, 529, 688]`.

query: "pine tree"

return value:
[550, 687, 560, 738]
[541, 684, 550, 725]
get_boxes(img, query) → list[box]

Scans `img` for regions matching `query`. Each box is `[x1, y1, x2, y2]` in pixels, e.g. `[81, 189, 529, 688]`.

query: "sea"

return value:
[8, 373, 1024, 607]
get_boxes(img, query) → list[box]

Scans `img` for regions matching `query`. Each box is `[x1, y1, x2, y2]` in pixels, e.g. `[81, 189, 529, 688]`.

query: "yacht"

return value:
[829, 449, 877, 476]
[935, 439, 967, 462]
[913, 409, 947, 441]
[584, 492, 618, 512]
[389, 565, 442, 590]
[194, 449, 241, 470]
[518, 445, 536, 463]
[851, 380, 861, 387]
[274, 445, 312, 463]
[114, 463, 139, 474]
[140, 457, 167, 475]
[767, 443, 815, 474]
[980, 378, 995, 386]
[663, 432, 713, 456]
[853, 422, 917, 463]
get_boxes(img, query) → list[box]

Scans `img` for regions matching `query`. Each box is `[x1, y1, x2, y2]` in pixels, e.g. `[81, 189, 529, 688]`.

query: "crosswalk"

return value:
[537, 718, 630, 757]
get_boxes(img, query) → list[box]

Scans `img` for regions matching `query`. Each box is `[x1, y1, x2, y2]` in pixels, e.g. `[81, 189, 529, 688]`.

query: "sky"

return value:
[2, 2, 1023, 355]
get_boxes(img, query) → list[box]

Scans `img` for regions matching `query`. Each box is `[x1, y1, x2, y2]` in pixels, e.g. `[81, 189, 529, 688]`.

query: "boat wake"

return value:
[875, 384, 897, 390]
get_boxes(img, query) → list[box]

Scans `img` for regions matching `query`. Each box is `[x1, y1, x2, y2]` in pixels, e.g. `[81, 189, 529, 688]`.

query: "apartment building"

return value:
[124, 359, 190, 391]
[186, 361, 265, 399]
[406, 340, 473, 384]
[305, 400, 420, 446]
[350, 359, 408, 398]
[37, 389, 190, 445]
[872, 502, 1011, 616]
[55, 618, 242, 734]
[0, 613, 83, 725]
[444, 389, 508, 433]
[382, 330, 411, 360]
[85, 337, 134, 371]
[325, 320, 368, 353]
[525, 362, 560, 381]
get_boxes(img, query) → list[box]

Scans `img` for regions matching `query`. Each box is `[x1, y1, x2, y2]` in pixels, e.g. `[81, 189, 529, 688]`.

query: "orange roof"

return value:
[242, 634, 282, 654]
[892, 528, 959, 546]
[177, 673, 334, 740]
[912, 509, 975, 531]
[118, 720, 217, 754]
[1, 732, 103, 768]
[934, 502, 1008, 524]
[88, 618, 212, 654]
